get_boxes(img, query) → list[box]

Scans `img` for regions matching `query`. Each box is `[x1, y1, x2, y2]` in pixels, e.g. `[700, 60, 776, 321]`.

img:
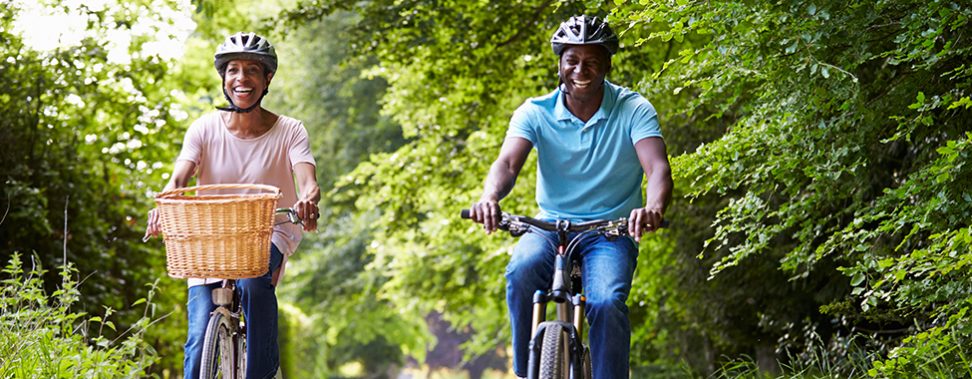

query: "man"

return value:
[468, 15, 673, 379]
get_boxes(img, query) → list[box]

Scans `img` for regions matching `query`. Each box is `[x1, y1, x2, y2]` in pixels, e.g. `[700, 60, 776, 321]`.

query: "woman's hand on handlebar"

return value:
[293, 199, 320, 232]
[469, 196, 502, 234]
[628, 206, 664, 241]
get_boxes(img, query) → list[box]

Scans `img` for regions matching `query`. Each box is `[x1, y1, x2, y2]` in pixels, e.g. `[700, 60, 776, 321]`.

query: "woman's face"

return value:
[223, 59, 273, 109]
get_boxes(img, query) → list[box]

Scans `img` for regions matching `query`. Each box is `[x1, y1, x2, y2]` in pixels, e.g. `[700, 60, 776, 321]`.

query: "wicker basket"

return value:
[155, 184, 281, 279]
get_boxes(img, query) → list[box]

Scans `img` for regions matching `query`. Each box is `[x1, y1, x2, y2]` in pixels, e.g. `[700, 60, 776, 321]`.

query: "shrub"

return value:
[0, 253, 159, 378]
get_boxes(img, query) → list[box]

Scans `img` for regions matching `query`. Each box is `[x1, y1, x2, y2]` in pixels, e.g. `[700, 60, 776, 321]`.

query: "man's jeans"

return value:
[506, 229, 638, 379]
[184, 244, 283, 379]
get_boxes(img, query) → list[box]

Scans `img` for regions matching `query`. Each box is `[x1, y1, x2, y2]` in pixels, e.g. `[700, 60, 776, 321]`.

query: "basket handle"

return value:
[155, 183, 281, 199]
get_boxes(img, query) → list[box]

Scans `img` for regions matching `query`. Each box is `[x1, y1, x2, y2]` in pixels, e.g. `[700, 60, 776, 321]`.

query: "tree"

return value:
[274, 0, 972, 376]
[0, 0, 203, 373]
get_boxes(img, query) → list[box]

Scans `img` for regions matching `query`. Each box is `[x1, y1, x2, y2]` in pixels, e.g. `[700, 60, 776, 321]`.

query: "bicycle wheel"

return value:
[580, 346, 591, 379]
[200, 311, 238, 378]
[539, 323, 569, 379]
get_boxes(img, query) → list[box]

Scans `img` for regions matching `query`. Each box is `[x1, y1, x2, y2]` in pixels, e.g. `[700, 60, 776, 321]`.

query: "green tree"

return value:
[274, 0, 972, 376]
[0, 0, 208, 373]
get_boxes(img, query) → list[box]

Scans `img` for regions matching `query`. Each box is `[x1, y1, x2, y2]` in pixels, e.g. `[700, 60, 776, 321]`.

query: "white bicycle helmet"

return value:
[214, 32, 278, 75]
[213, 32, 278, 113]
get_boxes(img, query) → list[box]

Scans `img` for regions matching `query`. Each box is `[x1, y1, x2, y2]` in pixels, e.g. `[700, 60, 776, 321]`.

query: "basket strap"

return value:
[156, 183, 281, 199]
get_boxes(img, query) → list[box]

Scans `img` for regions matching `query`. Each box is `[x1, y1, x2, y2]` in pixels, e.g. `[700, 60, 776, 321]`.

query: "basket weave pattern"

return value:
[155, 184, 281, 279]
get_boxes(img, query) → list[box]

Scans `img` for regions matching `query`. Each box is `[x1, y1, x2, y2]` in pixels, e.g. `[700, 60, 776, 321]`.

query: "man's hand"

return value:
[293, 199, 319, 232]
[469, 196, 502, 234]
[628, 207, 664, 241]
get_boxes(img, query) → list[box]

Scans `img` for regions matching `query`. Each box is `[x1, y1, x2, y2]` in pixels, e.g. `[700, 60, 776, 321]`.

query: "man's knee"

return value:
[585, 291, 628, 317]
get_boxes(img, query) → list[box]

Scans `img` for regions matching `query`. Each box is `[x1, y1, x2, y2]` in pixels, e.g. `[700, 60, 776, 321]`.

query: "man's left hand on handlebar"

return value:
[628, 206, 664, 241]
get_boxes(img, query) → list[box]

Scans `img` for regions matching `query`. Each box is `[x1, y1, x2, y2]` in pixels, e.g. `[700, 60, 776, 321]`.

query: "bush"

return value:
[0, 253, 159, 378]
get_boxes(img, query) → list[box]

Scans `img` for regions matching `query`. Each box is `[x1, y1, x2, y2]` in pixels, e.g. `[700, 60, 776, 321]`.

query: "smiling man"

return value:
[468, 15, 673, 379]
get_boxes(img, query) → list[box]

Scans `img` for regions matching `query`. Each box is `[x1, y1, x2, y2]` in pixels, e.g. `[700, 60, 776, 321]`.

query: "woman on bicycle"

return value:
[144, 32, 320, 379]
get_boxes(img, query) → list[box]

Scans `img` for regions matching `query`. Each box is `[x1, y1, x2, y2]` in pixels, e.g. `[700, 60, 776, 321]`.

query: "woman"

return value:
[145, 32, 320, 379]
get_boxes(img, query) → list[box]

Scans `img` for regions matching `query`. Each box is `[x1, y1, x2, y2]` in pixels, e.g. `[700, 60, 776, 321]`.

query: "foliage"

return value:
[0, 0, 205, 373]
[6, 0, 971, 376]
[617, 0, 972, 375]
[0, 253, 159, 378]
[274, 0, 972, 376]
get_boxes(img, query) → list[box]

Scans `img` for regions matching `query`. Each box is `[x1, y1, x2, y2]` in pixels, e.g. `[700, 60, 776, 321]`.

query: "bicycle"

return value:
[461, 209, 665, 379]
[198, 207, 301, 379]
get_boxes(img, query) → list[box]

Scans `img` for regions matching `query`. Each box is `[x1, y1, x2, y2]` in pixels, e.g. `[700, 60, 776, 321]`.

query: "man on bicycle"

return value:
[468, 16, 673, 379]
[145, 32, 320, 379]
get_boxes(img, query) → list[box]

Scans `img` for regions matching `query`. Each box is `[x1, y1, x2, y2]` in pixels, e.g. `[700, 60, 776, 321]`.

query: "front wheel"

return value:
[580, 346, 591, 379]
[199, 311, 240, 378]
[539, 323, 569, 379]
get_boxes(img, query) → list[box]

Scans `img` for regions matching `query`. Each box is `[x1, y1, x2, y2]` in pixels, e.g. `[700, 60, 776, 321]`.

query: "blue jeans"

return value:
[184, 245, 283, 379]
[506, 229, 638, 379]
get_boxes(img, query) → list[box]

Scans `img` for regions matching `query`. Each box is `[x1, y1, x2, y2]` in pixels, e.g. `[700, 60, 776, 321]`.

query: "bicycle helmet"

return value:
[550, 15, 619, 56]
[213, 32, 277, 113]
[214, 32, 278, 75]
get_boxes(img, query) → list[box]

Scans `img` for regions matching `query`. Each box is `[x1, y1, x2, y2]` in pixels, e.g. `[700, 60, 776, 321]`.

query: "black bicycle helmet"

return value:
[550, 15, 619, 56]
[214, 32, 278, 75]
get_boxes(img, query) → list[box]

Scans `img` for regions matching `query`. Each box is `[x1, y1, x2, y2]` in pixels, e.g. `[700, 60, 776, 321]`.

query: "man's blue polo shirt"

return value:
[507, 80, 662, 221]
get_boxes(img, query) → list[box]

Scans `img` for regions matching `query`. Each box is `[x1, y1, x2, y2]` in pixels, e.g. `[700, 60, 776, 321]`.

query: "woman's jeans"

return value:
[184, 244, 283, 379]
[506, 229, 638, 379]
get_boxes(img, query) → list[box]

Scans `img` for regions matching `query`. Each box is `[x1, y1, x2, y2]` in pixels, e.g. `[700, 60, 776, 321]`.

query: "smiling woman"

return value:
[143, 31, 322, 379]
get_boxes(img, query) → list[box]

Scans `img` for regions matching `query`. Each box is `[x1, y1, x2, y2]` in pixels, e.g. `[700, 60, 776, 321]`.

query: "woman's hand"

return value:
[144, 208, 161, 241]
[293, 199, 319, 232]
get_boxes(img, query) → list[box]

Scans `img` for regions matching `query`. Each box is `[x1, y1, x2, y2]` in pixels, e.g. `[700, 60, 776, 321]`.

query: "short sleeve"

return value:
[176, 117, 206, 164]
[288, 121, 316, 167]
[506, 104, 538, 145]
[629, 96, 663, 143]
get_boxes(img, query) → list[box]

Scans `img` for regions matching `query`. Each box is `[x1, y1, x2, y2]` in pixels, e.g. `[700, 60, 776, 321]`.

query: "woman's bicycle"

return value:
[198, 207, 301, 379]
[461, 209, 664, 379]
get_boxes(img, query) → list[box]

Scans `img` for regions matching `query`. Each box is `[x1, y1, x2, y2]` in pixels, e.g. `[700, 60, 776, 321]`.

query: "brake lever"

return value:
[603, 218, 629, 240]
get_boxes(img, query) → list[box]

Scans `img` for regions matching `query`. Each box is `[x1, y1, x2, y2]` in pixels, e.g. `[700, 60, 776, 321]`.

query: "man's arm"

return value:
[469, 137, 533, 233]
[629, 137, 673, 241]
[293, 162, 321, 232]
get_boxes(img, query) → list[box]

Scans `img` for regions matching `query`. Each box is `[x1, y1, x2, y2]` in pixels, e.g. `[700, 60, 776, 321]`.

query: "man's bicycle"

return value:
[198, 207, 301, 379]
[461, 209, 664, 379]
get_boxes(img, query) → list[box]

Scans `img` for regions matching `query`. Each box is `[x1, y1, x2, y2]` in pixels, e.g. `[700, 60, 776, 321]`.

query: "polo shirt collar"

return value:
[554, 80, 616, 125]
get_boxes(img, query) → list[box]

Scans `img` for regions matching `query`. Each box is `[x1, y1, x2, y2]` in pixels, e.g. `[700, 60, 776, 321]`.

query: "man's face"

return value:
[559, 44, 610, 100]
[223, 59, 273, 108]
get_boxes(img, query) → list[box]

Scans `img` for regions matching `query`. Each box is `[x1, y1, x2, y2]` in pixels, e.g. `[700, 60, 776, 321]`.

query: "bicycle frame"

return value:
[199, 207, 301, 379]
[461, 210, 632, 379]
[525, 218, 628, 379]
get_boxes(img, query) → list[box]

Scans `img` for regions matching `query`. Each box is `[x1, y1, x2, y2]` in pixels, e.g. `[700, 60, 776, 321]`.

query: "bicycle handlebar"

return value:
[274, 207, 302, 226]
[460, 209, 668, 236]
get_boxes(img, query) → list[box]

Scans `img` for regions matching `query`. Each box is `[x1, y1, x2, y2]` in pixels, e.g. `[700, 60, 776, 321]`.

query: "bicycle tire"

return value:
[580, 346, 591, 379]
[200, 311, 238, 378]
[539, 323, 569, 379]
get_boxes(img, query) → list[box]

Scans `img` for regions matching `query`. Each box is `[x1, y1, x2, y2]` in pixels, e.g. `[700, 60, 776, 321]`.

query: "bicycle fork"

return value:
[527, 248, 588, 379]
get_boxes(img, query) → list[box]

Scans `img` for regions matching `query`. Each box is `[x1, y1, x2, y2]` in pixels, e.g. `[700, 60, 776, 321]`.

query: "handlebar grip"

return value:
[460, 209, 471, 219]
